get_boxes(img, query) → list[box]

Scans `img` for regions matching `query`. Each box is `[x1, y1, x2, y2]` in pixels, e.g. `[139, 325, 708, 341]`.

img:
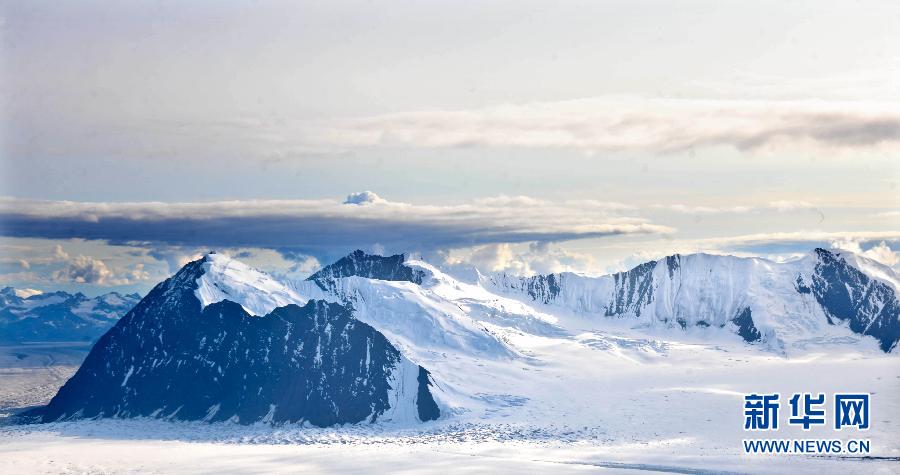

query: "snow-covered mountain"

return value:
[485, 248, 900, 352]
[0, 287, 140, 343]
[307, 249, 426, 293]
[24, 247, 898, 428]
[25, 253, 441, 425]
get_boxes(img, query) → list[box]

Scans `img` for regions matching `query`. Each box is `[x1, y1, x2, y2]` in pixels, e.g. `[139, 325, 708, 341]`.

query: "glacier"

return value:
[484, 248, 899, 353]
[18, 247, 899, 429]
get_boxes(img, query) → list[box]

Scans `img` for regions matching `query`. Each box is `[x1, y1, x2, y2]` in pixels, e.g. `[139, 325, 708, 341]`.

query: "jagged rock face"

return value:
[488, 250, 900, 353]
[0, 288, 139, 343]
[810, 249, 899, 352]
[307, 250, 425, 293]
[26, 257, 440, 425]
[604, 261, 656, 317]
[487, 274, 561, 304]
[522, 274, 562, 304]
[731, 307, 762, 343]
[416, 367, 440, 421]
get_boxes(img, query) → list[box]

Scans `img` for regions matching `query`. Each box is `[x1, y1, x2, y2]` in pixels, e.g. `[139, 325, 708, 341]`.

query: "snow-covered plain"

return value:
[0, 342, 87, 413]
[1, 333, 897, 473]
[1, 252, 898, 474]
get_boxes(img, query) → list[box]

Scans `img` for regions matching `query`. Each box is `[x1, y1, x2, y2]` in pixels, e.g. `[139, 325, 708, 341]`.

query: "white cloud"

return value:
[694, 231, 900, 250]
[343, 191, 387, 206]
[651, 201, 815, 215]
[146, 247, 205, 274]
[768, 200, 815, 212]
[465, 244, 521, 274]
[871, 210, 900, 219]
[12, 95, 899, 166]
[443, 242, 598, 276]
[53, 244, 69, 261]
[655, 204, 754, 215]
[52, 255, 112, 284]
[225, 248, 322, 281]
[50, 247, 151, 286]
[310, 97, 900, 154]
[831, 239, 900, 268]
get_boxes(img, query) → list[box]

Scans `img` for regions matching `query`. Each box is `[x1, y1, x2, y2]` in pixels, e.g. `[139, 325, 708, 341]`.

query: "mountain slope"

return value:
[807, 248, 900, 352]
[25, 255, 441, 425]
[307, 250, 425, 293]
[293, 253, 561, 361]
[0, 287, 140, 343]
[194, 251, 308, 316]
[485, 248, 900, 352]
[24, 247, 897, 430]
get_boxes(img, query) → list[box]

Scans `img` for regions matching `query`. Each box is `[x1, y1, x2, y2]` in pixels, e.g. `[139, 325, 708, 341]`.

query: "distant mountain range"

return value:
[0, 287, 140, 343]
[487, 248, 900, 352]
[22, 247, 899, 426]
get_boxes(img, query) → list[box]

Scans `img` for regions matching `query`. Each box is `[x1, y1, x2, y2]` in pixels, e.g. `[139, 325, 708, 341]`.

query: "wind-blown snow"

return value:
[840, 251, 900, 291]
[194, 253, 307, 316]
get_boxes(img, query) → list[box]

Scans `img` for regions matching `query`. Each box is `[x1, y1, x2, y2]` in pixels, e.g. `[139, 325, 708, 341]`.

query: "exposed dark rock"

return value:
[25, 257, 440, 425]
[809, 248, 899, 352]
[732, 307, 762, 343]
[308, 250, 426, 293]
[604, 261, 656, 317]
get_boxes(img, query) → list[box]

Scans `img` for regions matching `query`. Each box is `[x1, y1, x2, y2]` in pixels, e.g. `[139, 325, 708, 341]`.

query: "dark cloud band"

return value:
[0, 196, 672, 255]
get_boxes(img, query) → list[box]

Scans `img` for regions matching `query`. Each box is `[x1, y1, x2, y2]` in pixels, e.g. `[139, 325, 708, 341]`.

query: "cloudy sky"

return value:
[1, 0, 899, 295]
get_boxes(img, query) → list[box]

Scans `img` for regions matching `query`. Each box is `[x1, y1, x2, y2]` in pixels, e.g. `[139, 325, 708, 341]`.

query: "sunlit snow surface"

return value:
[1, 251, 898, 473]
[2, 339, 897, 474]
[194, 252, 309, 316]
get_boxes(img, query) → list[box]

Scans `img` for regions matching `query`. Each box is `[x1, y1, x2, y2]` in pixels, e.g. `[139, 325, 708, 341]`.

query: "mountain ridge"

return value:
[25, 254, 442, 425]
[484, 248, 899, 352]
[20, 246, 898, 429]
[0, 286, 140, 343]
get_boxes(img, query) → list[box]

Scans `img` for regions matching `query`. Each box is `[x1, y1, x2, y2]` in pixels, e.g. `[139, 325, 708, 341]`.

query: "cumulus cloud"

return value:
[285, 255, 321, 276]
[146, 247, 205, 274]
[0, 195, 672, 255]
[676, 231, 900, 269]
[443, 241, 598, 276]
[50, 247, 151, 286]
[343, 191, 387, 205]
[831, 239, 900, 268]
[52, 244, 69, 261]
[464, 244, 521, 274]
[223, 247, 322, 281]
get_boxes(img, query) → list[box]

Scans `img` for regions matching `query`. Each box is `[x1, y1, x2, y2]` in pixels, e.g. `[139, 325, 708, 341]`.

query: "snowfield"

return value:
[1, 334, 897, 473]
[0, 342, 87, 412]
[1, 250, 898, 473]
